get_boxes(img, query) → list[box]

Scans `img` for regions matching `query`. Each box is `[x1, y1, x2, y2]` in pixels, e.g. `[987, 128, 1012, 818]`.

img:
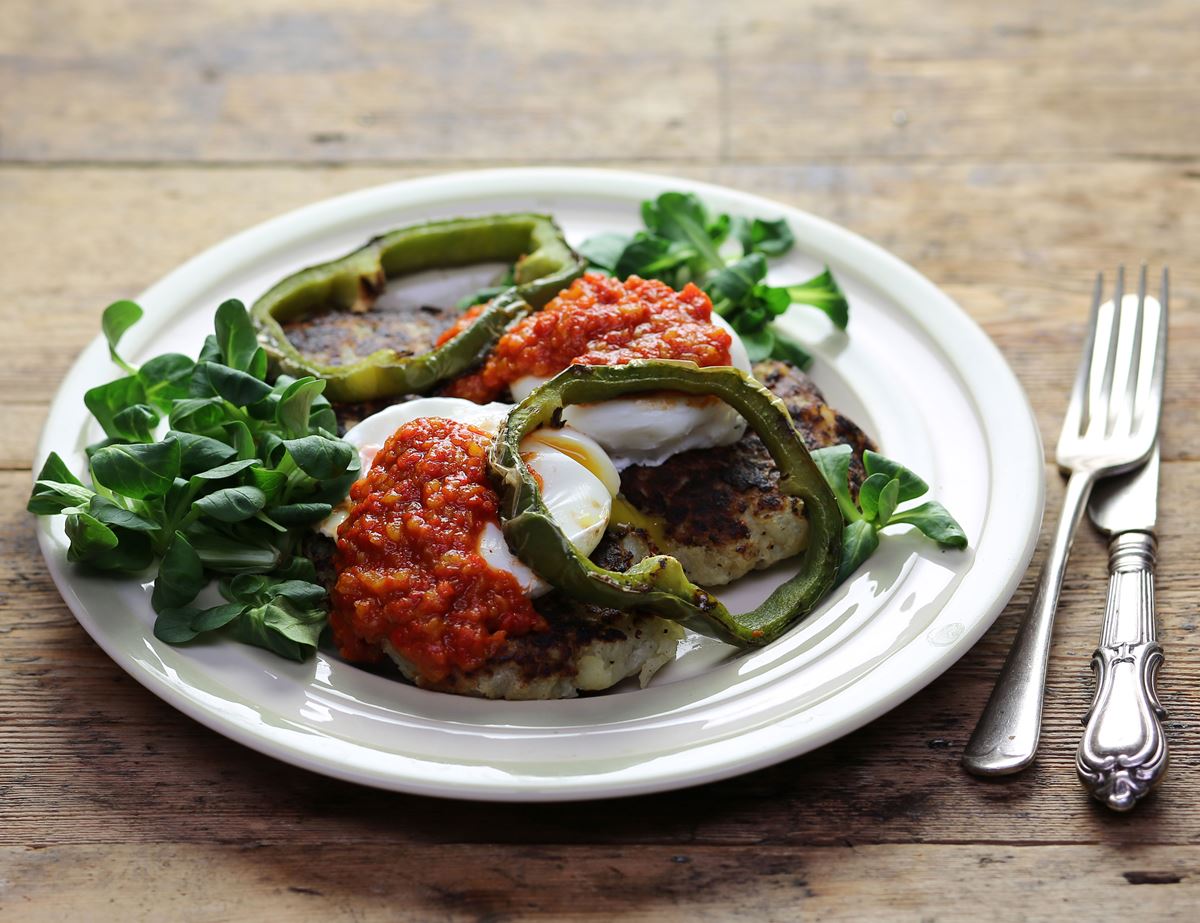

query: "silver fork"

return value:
[963, 266, 1168, 776]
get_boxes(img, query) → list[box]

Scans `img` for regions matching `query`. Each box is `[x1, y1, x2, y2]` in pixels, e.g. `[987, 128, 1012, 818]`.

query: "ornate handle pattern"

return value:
[1076, 532, 1168, 811]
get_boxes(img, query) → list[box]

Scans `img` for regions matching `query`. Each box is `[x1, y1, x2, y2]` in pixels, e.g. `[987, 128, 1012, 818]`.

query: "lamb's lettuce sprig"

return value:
[29, 299, 358, 660]
[154, 564, 328, 661]
[577, 191, 849, 367]
[810, 446, 967, 583]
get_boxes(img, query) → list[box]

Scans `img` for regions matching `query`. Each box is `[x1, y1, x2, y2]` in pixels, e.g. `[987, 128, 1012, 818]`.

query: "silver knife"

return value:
[1076, 443, 1167, 810]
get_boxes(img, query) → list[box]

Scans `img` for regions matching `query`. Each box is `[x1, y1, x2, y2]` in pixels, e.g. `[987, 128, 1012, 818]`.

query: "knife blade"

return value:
[1088, 443, 1158, 537]
[1076, 441, 1167, 810]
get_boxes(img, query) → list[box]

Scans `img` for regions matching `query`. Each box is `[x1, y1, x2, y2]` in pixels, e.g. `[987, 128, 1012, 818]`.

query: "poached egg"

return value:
[318, 397, 618, 598]
[507, 313, 754, 469]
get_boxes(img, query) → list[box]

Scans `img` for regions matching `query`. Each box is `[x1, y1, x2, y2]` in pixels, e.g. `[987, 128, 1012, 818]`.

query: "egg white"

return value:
[508, 313, 754, 470]
[318, 397, 618, 598]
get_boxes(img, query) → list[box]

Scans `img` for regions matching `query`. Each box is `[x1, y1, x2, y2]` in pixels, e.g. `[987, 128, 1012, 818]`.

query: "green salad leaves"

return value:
[154, 566, 329, 661]
[577, 191, 849, 367]
[29, 299, 358, 660]
[810, 446, 967, 583]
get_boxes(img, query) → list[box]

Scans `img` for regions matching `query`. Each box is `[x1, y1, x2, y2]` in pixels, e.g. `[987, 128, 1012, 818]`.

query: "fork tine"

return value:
[1115, 265, 1148, 435]
[1094, 266, 1124, 435]
[1140, 266, 1169, 435]
[1065, 272, 1105, 438]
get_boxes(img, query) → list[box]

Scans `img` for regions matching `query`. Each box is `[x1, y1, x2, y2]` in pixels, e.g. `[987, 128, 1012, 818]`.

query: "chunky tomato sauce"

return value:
[329, 417, 546, 681]
[441, 273, 733, 403]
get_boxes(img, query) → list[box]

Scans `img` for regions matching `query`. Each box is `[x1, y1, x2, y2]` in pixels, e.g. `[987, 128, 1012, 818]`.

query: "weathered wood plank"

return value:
[0, 0, 721, 164]
[4, 2, 1199, 165]
[0, 405, 45, 470]
[3, 161, 1198, 857]
[4, 460, 1199, 849]
[726, 1, 1200, 162]
[5, 0, 1200, 913]
[1, 843, 1197, 922]
[4, 162, 1197, 459]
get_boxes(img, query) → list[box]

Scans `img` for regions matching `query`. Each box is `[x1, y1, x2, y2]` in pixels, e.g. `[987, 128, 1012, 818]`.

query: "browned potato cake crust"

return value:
[613, 360, 874, 586]
[283, 288, 458, 368]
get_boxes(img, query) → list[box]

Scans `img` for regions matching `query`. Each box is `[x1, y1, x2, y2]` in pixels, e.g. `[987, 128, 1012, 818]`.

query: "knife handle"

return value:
[1076, 531, 1168, 811]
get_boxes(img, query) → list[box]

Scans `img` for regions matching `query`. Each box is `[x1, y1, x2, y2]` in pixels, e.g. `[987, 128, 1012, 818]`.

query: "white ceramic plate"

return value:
[35, 168, 1044, 801]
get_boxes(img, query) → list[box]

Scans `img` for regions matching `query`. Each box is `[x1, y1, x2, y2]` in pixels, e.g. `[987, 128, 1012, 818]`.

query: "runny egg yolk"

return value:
[521, 427, 621, 496]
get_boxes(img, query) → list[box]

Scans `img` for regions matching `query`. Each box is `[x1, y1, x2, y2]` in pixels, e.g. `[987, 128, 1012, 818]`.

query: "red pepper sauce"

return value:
[440, 273, 733, 403]
[329, 417, 546, 682]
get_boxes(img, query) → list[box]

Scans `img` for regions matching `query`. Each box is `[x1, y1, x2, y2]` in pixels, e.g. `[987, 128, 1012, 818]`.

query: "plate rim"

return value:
[34, 166, 1045, 801]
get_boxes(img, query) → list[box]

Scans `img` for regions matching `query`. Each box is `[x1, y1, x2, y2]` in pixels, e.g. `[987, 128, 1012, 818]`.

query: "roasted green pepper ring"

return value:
[251, 213, 585, 402]
[489, 361, 844, 646]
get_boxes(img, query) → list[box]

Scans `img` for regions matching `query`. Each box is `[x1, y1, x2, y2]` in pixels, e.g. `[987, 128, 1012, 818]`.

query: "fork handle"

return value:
[963, 469, 1096, 775]
[1076, 532, 1167, 810]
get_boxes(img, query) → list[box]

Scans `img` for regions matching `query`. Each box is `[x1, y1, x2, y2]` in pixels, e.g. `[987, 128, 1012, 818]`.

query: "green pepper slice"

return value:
[489, 360, 844, 646]
[251, 213, 585, 402]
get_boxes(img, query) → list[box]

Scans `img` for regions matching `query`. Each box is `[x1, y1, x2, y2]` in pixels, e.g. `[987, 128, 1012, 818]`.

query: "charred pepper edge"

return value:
[250, 213, 586, 402]
[488, 361, 844, 647]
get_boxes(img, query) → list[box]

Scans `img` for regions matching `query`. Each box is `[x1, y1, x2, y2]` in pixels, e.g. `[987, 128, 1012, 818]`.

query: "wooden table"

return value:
[3, 1, 1197, 919]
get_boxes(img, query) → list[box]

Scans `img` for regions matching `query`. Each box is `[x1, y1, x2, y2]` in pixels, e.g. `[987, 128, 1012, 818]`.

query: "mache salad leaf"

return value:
[811, 446, 967, 582]
[29, 299, 359, 661]
[455, 191, 849, 369]
[577, 191, 849, 368]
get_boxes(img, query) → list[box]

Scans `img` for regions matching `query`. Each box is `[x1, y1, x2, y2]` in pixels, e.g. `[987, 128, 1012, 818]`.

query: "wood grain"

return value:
[2, 844, 1198, 922]
[726, 1, 1200, 162]
[4, 1, 1199, 164]
[0, 0, 721, 164]
[4, 162, 1196, 464]
[2, 461, 1198, 852]
[3, 0, 1200, 919]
